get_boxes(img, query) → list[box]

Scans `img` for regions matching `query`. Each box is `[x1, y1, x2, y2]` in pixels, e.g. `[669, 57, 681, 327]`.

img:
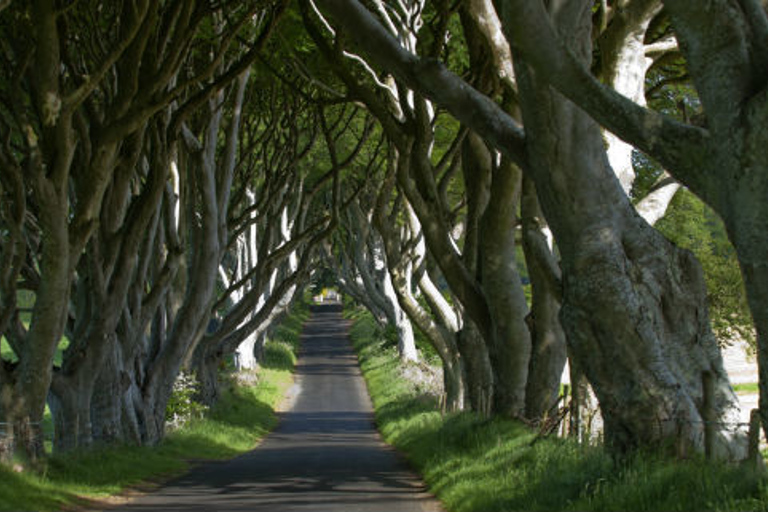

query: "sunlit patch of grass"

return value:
[348, 307, 768, 512]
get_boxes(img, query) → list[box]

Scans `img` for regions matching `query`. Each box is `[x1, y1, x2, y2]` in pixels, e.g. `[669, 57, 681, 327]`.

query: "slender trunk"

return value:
[193, 349, 222, 407]
[479, 152, 531, 417]
[462, 133, 527, 416]
[373, 207, 468, 410]
[457, 323, 494, 416]
[568, 355, 600, 443]
[521, 177, 567, 420]
[393, 303, 418, 363]
[442, 349, 466, 412]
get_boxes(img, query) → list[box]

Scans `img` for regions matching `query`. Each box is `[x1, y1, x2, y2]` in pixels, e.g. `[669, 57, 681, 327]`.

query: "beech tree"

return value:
[193, 94, 369, 405]
[492, 0, 768, 441]
[302, 0, 543, 418]
[0, 0, 286, 457]
[335, 197, 420, 363]
[313, 0, 746, 457]
[1, 0, 762, 464]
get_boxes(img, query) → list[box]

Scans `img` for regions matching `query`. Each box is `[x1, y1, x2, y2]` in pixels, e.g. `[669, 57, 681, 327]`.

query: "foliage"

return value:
[1, 333, 69, 366]
[310, 266, 337, 295]
[165, 372, 209, 430]
[655, 190, 754, 347]
[347, 306, 768, 512]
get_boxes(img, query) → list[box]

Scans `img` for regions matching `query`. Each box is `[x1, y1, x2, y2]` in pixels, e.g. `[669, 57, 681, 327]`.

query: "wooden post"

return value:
[562, 384, 570, 437]
[748, 408, 762, 472]
[702, 371, 715, 459]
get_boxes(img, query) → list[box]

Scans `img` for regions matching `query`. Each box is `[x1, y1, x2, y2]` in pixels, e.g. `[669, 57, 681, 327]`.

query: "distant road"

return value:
[109, 304, 441, 512]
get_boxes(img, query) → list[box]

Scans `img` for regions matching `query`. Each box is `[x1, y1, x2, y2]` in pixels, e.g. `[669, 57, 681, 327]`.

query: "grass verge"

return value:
[347, 307, 768, 512]
[0, 304, 308, 512]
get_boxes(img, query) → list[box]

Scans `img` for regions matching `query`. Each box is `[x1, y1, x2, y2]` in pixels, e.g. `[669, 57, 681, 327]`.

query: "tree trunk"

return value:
[48, 375, 94, 452]
[729, 224, 768, 442]
[462, 131, 530, 417]
[457, 323, 494, 416]
[12, 194, 71, 462]
[512, 0, 745, 457]
[235, 333, 261, 371]
[478, 151, 531, 417]
[516, 58, 744, 457]
[193, 348, 222, 408]
[392, 301, 418, 363]
[521, 177, 567, 420]
[442, 349, 466, 412]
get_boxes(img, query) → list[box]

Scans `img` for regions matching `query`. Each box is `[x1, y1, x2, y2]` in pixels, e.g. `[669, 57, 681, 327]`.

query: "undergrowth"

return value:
[0, 303, 308, 512]
[346, 307, 768, 512]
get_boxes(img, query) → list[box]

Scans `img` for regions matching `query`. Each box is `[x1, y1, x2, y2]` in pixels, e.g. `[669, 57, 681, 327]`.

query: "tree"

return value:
[0, 0, 287, 456]
[487, 0, 768, 439]
[313, 0, 746, 457]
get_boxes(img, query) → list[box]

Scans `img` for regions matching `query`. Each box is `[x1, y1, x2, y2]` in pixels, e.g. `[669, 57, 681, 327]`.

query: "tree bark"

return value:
[514, 3, 743, 452]
[463, 134, 531, 417]
[521, 177, 567, 420]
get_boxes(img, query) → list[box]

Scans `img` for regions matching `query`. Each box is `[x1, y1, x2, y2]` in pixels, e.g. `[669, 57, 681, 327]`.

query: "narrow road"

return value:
[111, 304, 440, 512]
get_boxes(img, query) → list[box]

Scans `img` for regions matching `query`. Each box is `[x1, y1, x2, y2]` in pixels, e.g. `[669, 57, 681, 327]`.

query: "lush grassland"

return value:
[0, 304, 307, 512]
[346, 307, 768, 512]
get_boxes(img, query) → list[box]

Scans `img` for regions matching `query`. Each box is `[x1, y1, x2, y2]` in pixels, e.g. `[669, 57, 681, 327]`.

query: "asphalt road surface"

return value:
[110, 304, 441, 512]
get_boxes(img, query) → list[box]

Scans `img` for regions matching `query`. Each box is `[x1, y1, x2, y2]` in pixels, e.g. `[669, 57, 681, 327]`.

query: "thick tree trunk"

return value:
[48, 376, 93, 452]
[90, 346, 133, 445]
[512, 0, 745, 457]
[561, 219, 742, 457]
[13, 194, 71, 462]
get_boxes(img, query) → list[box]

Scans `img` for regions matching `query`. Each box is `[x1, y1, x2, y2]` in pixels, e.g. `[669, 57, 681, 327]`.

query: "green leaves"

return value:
[656, 190, 754, 347]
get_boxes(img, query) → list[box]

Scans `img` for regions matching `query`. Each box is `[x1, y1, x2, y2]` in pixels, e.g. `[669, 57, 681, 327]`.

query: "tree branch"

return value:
[313, 0, 528, 168]
[494, 0, 709, 194]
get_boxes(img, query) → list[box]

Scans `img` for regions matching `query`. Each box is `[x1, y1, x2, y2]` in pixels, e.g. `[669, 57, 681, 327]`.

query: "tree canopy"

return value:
[1, 0, 766, 463]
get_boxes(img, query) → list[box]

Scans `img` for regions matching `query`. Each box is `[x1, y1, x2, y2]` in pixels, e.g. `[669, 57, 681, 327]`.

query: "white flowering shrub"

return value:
[165, 371, 209, 430]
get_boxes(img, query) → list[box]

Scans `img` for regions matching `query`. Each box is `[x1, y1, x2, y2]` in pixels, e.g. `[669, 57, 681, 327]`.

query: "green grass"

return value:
[0, 303, 308, 512]
[347, 307, 768, 512]
[734, 383, 759, 394]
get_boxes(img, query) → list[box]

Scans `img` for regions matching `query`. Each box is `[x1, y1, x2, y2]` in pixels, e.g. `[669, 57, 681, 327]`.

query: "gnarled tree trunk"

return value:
[513, 0, 744, 456]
